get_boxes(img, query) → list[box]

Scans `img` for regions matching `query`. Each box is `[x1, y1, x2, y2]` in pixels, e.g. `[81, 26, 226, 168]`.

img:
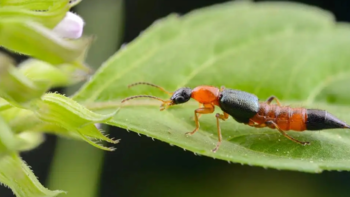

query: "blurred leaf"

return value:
[34, 93, 119, 151]
[0, 19, 92, 66]
[0, 0, 81, 10]
[0, 98, 11, 111]
[0, 153, 64, 197]
[0, 53, 49, 107]
[73, 1, 350, 172]
[0, 0, 53, 8]
[68, 0, 82, 8]
[0, 113, 43, 153]
[0, 0, 69, 28]
[16, 132, 44, 151]
[18, 59, 89, 88]
[0, 0, 65, 9]
[1, 101, 85, 141]
[0, 115, 25, 152]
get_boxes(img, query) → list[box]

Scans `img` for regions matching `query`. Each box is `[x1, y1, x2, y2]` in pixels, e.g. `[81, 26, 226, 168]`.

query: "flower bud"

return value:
[53, 12, 84, 39]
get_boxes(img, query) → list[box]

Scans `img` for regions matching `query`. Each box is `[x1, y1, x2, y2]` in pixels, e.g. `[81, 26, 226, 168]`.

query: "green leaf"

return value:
[0, 109, 44, 152]
[73, 1, 350, 172]
[0, 0, 53, 8]
[0, 115, 27, 152]
[0, 153, 64, 197]
[0, 112, 44, 153]
[0, 0, 79, 10]
[18, 59, 89, 88]
[0, 0, 63, 10]
[0, 53, 49, 107]
[16, 132, 44, 152]
[0, 98, 11, 111]
[0, 19, 92, 66]
[1, 99, 91, 142]
[0, 0, 69, 28]
[34, 93, 119, 151]
[1, 104, 46, 131]
[68, 0, 82, 8]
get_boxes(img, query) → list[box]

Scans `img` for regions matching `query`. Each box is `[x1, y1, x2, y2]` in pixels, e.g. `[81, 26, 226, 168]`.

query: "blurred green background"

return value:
[2, 0, 350, 196]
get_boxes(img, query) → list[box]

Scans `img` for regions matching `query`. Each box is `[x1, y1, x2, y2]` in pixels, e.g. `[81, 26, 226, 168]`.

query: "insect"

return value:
[121, 82, 350, 152]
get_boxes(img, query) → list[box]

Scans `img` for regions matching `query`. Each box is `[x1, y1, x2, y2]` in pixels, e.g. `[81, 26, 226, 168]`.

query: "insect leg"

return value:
[197, 103, 204, 119]
[186, 104, 214, 136]
[212, 112, 229, 152]
[220, 86, 226, 91]
[247, 119, 266, 128]
[266, 96, 281, 106]
[251, 123, 266, 128]
[265, 120, 310, 145]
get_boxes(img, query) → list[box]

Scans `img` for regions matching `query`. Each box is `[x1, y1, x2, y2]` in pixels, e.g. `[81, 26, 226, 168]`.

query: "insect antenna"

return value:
[128, 82, 173, 95]
[119, 95, 173, 111]
[121, 95, 166, 103]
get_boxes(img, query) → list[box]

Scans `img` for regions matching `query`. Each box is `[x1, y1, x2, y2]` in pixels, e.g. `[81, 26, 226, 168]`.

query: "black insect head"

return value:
[171, 87, 192, 104]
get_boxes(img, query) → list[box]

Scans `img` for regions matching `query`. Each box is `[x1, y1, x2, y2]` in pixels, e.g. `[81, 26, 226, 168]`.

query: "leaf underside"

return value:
[73, 1, 350, 172]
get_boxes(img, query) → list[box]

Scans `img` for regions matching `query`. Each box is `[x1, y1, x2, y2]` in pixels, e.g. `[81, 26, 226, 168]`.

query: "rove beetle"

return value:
[121, 82, 350, 152]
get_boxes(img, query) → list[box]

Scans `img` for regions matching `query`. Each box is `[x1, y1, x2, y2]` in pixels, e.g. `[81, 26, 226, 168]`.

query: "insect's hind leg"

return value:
[265, 120, 310, 145]
[266, 96, 281, 106]
[212, 112, 229, 153]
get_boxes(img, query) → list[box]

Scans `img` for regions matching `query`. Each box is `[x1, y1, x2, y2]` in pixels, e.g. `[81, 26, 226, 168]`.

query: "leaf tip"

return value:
[97, 128, 120, 144]
[109, 137, 121, 144]
[51, 190, 67, 196]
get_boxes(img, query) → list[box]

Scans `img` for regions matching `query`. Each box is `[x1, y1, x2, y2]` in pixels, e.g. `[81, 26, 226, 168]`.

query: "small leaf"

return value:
[3, 104, 117, 151]
[74, 1, 350, 172]
[0, 53, 49, 107]
[0, 115, 25, 152]
[18, 59, 89, 88]
[39, 93, 117, 125]
[34, 93, 119, 150]
[0, 113, 44, 153]
[1, 105, 42, 132]
[0, 105, 83, 141]
[0, 153, 64, 197]
[16, 132, 44, 152]
[77, 124, 119, 151]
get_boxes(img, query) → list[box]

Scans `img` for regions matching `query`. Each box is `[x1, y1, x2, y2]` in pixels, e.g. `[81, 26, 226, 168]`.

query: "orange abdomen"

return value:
[250, 103, 307, 131]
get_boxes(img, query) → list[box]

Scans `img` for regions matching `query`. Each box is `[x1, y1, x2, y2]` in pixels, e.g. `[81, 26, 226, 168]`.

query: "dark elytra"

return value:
[219, 88, 259, 123]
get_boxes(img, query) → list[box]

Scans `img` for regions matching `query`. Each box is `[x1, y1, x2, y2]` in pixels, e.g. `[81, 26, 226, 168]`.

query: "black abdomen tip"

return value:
[306, 109, 350, 130]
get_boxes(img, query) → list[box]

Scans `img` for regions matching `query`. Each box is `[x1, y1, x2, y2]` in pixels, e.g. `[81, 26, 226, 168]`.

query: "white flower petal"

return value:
[53, 12, 84, 39]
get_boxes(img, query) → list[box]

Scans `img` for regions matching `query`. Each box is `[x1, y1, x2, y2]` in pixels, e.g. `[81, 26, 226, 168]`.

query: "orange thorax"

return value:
[191, 86, 220, 105]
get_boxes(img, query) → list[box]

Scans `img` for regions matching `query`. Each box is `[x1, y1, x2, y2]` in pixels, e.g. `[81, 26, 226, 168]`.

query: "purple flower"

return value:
[53, 12, 84, 39]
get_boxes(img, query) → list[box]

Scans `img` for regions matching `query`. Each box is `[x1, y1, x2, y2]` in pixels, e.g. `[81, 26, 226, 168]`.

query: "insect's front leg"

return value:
[191, 103, 203, 121]
[186, 104, 214, 136]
